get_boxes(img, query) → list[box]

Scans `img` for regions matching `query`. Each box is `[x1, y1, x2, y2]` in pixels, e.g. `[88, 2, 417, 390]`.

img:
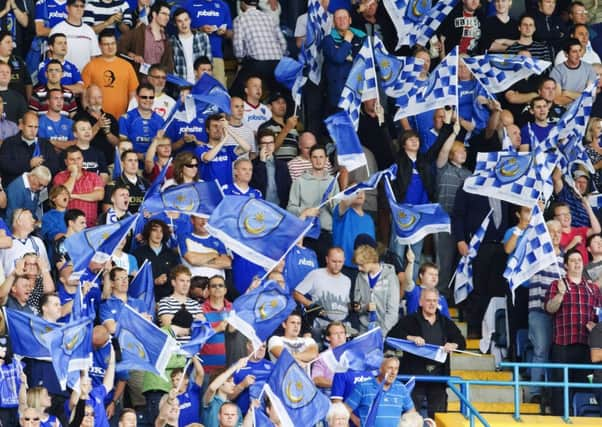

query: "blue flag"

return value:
[4, 308, 60, 359]
[64, 214, 139, 273]
[384, 177, 450, 245]
[383, 0, 458, 49]
[166, 73, 193, 87]
[263, 349, 330, 426]
[43, 317, 93, 389]
[180, 320, 216, 357]
[373, 36, 423, 98]
[191, 72, 231, 114]
[144, 158, 172, 203]
[338, 37, 377, 130]
[115, 305, 179, 375]
[112, 147, 122, 182]
[72, 281, 96, 321]
[227, 280, 296, 350]
[325, 111, 368, 172]
[331, 164, 398, 202]
[303, 0, 330, 85]
[503, 205, 556, 297]
[395, 47, 458, 120]
[386, 337, 448, 363]
[275, 57, 306, 106]
[320, 327, 384, 373]
[128, 259, 155, 316]
[206, 196, 312, 270]
[140, 181, 223, 219]
[454, 210, 492, 304]
[462, 54, 551, 93]
[365, 373, 387, 427]
[254, 407, 275, 427]
[306, 174, 338, 240]
[32, 139, 41, 158]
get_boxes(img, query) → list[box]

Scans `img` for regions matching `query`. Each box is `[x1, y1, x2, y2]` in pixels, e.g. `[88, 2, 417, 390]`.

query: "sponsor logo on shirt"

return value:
[197, 10, 220, 17]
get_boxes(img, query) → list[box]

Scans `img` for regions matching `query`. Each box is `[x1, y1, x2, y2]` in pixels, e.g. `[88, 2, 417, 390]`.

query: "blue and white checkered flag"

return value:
[338, 37, 378, 130]
[503, 204, 555, 298]
[373, 35, 423, 98]
[462, 54, 551, 94]
[454, 210, 492, 304]
[303, 0, 330, 85]
[556, 80, 597, 141]
[383, 0, 458, 49]
[394, 47, 458, 120]
[463, 151, 559, 207]
[331, 164, 398, 202]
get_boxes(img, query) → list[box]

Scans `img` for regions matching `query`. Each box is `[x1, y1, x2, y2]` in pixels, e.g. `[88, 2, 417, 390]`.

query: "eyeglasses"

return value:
[184, 163, 199, 168]
[150, 75, 167, 80]
[209, 283, 225, 289]
[139, 95, 155, 100]
[23, 418, 41, 421]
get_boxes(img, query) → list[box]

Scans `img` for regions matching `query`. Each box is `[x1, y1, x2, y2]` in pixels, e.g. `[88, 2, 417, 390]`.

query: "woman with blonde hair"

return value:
[585, 117, 602, 191]
[26, 386, 61, 426]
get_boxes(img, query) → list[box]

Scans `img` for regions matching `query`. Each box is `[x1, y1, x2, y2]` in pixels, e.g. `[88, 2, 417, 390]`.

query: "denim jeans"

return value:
[527, 310, 552, 399]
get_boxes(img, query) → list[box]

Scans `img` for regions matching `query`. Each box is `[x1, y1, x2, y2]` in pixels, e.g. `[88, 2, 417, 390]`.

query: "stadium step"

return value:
[447, 383, 516, 402]
[435, 413, 602, 426]
[466, 338, 480, 350]
[451, 352, 496, 371]
[447, 401, 540, 414]
[451, 370, 512, 381]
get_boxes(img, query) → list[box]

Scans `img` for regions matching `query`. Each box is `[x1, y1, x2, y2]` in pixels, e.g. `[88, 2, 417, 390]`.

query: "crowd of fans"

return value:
[0, 0, 601, 426]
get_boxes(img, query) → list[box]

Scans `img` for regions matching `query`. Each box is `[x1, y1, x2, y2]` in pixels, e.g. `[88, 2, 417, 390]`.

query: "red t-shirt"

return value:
[560, 226, 589, 264]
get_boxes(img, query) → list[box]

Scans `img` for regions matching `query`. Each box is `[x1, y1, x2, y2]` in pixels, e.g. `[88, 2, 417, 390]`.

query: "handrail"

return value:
[396, 362, 602, 425]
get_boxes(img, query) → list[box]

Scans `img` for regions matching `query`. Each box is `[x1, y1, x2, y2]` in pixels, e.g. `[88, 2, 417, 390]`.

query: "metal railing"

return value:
[399, 362, 602, 427]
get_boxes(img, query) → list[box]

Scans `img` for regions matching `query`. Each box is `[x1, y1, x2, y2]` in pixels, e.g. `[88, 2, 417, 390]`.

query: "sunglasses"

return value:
[139, 95, 155, 100]
[184, 163, 199, 168]
[24, 418, 41, 421]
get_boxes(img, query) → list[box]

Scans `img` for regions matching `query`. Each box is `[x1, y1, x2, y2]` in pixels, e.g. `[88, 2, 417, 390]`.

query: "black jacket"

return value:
[250, 158, 292, 209]
[394, 123, 454, 203]
[388, 310, 466, 376]
[0, 133, 60, 186]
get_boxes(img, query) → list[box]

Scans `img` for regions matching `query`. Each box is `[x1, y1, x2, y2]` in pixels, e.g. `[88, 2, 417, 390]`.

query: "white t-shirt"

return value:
[267, 335, 317, 362]
[50, 21, 101, 71]
[225, 122, 256, 154]
[127, 92, 176, 119]
[242, 101, 272, 133]
[295, 268, 351, 321]
[179, 34, 196, 84]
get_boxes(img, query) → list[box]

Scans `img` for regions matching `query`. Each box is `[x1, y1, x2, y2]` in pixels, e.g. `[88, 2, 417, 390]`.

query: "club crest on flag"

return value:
[396, 208, 421, 232]
[119, 329, 149, 362]
[254, 290, 289, 322]
[85, 222, 120, 247]
[282, 363, 317, 409]
[162, 191, 200, 212]
[31, 320, 55, 347]
[61, 327, 86, 354]
[410, 0, 430, 19]
[238, 199, 283, 238]
[379, 58, 395, 82]
[489, 57, 520, 71]
[494, 155, 531, 184]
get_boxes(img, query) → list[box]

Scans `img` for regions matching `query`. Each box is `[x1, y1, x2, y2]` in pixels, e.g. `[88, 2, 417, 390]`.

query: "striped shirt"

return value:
[506, 40, 553, 63]
[157, 296, 203, 331]
[84, 0, 132, 31]
[528, 253, 564, 312]
[287, 156, 334, 181]
[200, 299, 231, 374]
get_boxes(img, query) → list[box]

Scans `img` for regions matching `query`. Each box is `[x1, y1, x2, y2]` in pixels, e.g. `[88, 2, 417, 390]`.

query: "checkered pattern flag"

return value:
[373, 36, 423, 98]
[394, 47, 458, 121]
[463, 151, 559, 207]
[383, 0, 458, 49]
[556, 80, 597, 141]
[503, 204, 555, 297]
[462, 54, 551, 94]
[303, 0, 330, 85]
[337, 37, 378, 130]
[454, 210, 492, 304]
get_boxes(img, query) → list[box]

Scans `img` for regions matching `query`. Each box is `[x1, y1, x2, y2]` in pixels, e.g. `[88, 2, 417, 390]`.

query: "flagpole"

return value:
[447, 269, 457, 288]
[452, 348, 483, 357]
[176, 357, 193, 391]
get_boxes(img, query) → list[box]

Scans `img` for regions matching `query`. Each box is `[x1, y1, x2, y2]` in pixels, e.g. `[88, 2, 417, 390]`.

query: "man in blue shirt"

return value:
[118, 83, 164, 157]
[38, 33, 84, 95]
[519, 96, 554, 151]
[38, 89, 74, 152]
[222, 158, 262, 197]
[196, 114, 250, 187]
[345, 353, 415, 426]
[231, 341, 274, 415]
[186, 0, 233, 86]
[35, 0, 68, 36]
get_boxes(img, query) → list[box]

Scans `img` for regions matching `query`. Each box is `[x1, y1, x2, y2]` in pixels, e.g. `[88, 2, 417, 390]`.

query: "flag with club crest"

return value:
[180, 320, 216, 356]
[140, 181, 223, 218]
[394, 47, 459, 120]
[384, 177, 450, 245]
[503, 204, 556, 296]
[115, 304, 179, 376]
[303, 0, 330, 85]
[373, 35, 423, 97]
[383, 0, 458, 49]
[227, 280, 296, 350]
[454, 210, 492, 304]
[43, 317, 94, 389]
[337, 37, 378, 130]
[461, 54, 551, 93]
[64, 214, 139, 273]
[262, 349, 330, 427]
[330, 164, 398, 202]
[324, 111, 368, 172]
[127, 259, 155, 316]
[385, 338, 448, 363]
[462, 151, 559, 207]
[320, 327, 384, 373]
[206, 196, 312, 271]
[4, 308, 60, 359]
